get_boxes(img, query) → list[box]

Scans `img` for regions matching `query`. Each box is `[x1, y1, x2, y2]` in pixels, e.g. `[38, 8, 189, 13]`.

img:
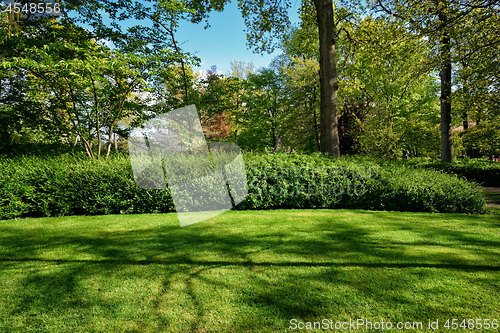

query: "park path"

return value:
[482, 187, 500, 192]
[482, 187, 500, 211]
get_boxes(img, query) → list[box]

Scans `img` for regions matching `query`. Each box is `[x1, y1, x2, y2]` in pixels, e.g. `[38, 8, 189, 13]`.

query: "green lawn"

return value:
[484, 188, 500, 214]
[0, 209, 499, 332]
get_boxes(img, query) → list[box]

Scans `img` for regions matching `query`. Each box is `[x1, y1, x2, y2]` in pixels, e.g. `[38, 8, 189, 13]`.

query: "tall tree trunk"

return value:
[314, 0, 340, 157]
[310, 89, 320, 151]
[462, 112, 468, 130]
[439, 5, 453, 163]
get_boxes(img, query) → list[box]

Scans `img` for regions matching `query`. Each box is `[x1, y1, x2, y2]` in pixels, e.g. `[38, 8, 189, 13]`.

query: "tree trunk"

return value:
[438, 2, 453, 163]
[310, 89, 320, 151]
[97, 129, 102, 160]
[314, 0, 340, 157]
[439, 19, 453, 162]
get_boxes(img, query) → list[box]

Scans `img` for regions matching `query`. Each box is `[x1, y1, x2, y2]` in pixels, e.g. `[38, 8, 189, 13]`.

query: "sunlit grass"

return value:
[0, 209, 499, 332]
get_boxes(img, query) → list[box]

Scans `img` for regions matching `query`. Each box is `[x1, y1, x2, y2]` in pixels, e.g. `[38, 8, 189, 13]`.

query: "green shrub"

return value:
[239, 153, 484, 213]
[358, 124, 401, 160]
[0, 152, 485, 219]
[406, 157, 500, 187]
[400, 118, 441, 158]
[0, 154, 175, 219]
[460, 122, 500, 158]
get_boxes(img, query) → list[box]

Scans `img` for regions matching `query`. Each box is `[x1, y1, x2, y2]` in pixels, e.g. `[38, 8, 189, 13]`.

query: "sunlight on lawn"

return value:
[0, 210, 499, 332]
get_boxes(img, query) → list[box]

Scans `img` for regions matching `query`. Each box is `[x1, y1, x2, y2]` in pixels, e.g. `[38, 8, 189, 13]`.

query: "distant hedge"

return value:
[238, 154, 484, 213]
[406, 158, 500, 187]
[0, 153, 175, 220]
[0, 152, 485, 220]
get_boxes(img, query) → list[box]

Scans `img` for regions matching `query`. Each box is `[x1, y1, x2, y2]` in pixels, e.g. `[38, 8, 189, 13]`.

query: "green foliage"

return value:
[239, 153, 484, 213]
[280, 57, 320, 152]
[400, 118, 441, 158]
[0, 154, 175, 219]
[460, 121, 500, 158]
[235, 68, 285, 151]
[407, 157, 500, 187]
[0, 153, 485, 219]
[357, 124, 401, 159]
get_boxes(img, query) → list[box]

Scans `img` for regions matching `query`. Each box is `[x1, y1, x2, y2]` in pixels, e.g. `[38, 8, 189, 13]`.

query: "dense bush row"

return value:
[406, 157, 500, 187]
[238, 154, 484, 213]
[0, 153, 175, 220]
[0, 152, 485, 219]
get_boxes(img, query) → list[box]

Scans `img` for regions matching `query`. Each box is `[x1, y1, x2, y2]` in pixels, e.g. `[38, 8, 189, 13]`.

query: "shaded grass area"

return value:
[0, 210, 499, 332]
[484, 187, 500, 214]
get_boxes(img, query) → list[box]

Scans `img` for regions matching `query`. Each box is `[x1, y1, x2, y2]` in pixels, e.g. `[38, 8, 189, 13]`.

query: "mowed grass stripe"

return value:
[0, 210, 499, 332]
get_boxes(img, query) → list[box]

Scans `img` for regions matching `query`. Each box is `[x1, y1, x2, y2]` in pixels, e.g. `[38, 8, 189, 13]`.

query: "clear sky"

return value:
[175, 1, 301, 75]
[59, 0, 302, 75]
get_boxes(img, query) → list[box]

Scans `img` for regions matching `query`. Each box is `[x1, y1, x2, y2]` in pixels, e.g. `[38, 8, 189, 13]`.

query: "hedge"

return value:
[0, 152, 485, 219]
[406, 157, 500, 187]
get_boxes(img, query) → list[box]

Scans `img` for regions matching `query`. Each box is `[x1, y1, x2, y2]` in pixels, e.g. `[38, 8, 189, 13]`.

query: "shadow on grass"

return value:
[0, 211, 499, 332]
[484, 188, 500, 214]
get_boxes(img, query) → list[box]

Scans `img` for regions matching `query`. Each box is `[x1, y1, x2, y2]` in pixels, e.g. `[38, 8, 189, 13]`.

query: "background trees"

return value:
[1, 16, 151, 158]
[372, 0, 500, 162]
[1, 0, 498, 161]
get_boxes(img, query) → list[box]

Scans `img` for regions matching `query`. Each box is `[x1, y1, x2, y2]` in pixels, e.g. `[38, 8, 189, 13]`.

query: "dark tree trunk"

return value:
[439, 6, 453, 163]
[313, 0, 340, 157]
[311, 87, 321, 151]
[313, 107, 321, 152]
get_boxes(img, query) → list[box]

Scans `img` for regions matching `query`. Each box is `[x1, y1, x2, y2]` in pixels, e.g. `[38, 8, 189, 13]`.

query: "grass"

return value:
[484, 187, 500, 214]
[0, 210, 499, 332]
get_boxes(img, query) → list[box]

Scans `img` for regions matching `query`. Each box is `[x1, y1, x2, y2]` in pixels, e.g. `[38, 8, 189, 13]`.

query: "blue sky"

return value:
[30, 0, 302, 75]
[2, 1, 375, 76]
[175, 1, 301, 75]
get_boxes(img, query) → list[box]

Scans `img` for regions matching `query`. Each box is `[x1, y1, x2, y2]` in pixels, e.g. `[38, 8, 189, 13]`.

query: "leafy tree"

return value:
[277, 10, 440, 158]
[453, 11, 500, 132]
[181, 0, 364, 157]
[281, 56, 321, 152]
[227, 61, 256, 143]
[400, 118, 441, 157]
[337, 102, 366, 155]
[195, 66, 237, 141]
[0, 7, 64, 149]
[1, 16, 150, 158]
[461, 121, 500, 158]
[372, 0, 500, 162]
[235, 67, 285, 151]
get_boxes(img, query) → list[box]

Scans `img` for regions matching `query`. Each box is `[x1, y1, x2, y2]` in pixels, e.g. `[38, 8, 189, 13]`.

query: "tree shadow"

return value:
[0, 211, 499, 331]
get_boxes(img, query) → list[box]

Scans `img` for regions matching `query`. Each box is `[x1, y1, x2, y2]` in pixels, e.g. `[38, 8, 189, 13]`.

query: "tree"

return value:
[183, 0, 361, 157]
[234, 67, 285, 151]
[0, 7, 64, 149]
[277, 10, 440, 157]
[453, 10, 500, 134]
[227, 60, 256, 143]
[195, 66, 237, 141]
[372, 0, 500, 162]
[1, 16, 150, 158]
[1, 0, 201, 158]
[281, 56, 321, 152]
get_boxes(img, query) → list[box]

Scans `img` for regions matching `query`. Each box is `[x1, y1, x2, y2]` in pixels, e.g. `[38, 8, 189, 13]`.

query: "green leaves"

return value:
[0, 152, 485, 219]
